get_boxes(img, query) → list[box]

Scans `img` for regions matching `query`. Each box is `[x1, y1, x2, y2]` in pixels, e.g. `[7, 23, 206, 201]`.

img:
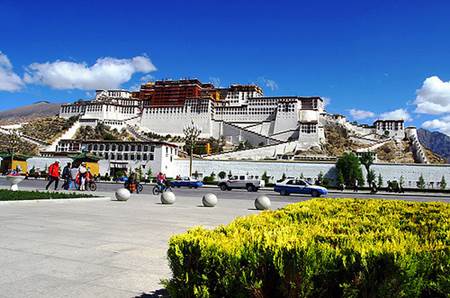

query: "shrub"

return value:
[377, 173, 383, 188]
[440, 176, 447, 190]
[166, 199, 450, 297]
[261, 171, 270, 185]
[0, 189, 93, 201]
[202, 176, 215, 184]
[417, 174, 426, 190]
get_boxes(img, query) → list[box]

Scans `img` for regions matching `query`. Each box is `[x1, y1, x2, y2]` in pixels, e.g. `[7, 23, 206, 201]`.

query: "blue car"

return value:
[274, 179, 328, 197]
[170, 177, 203, 188]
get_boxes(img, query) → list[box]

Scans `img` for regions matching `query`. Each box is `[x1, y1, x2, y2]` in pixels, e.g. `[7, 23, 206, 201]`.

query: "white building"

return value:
[60, 89, 326, 148]
[54, 139, 179, 177]
[374, 120, 405, 139]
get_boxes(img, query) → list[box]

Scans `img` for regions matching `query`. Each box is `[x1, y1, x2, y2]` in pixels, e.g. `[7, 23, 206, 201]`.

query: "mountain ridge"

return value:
[417, 128, 450, 163]
[0, 102, 61, 125]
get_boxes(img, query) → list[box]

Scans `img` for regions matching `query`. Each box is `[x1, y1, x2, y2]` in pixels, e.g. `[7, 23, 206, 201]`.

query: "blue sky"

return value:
[1, 0, 450, 134]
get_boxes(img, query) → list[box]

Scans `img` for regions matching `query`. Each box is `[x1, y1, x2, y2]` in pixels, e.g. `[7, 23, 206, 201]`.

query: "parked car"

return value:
[115, 176, 128, 183]
[218, 175, 265, 192]
[274, 179, 328, 197]
[170, 177, 204, 188]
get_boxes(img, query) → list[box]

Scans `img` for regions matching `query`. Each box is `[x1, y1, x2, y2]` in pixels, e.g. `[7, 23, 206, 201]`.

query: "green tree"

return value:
[440, 176, 447, 190]
[337, 170, 345, 187]
[183, 121, 201, 177]
[261, 171, 270, 185]
[360, 152, 375, 186]
[210, 172, 216, 181]
[377, 173, 383, 188]
[359, 152, 374, 173]
[417, 174, 426, 190]
[147, 168, 153, 178]
[367, 169, 376, 186]
[399, 175, 405, 188]
[218, 171, 226, 180]
[336, 152, 364, 187]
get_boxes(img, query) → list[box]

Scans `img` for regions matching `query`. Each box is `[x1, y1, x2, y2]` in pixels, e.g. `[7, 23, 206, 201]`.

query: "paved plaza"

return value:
[0, 188, 291, 298]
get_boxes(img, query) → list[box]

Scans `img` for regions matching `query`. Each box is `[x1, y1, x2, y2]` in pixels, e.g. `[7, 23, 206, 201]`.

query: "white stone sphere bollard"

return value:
[202, 193, 218, 207]
[255, 195, 271, 210]
[161, 191, 176, 205]
[115, 188, 131, 201]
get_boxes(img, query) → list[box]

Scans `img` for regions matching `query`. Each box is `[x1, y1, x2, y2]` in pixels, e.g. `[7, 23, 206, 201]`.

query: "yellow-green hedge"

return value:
[166, 199, 450, 297]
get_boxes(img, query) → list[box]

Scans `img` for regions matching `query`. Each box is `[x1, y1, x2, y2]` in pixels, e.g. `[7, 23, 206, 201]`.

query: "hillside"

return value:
[19, 116, 78, 143]
[417, 128, 450, 163]
[0, 101, 61, 125]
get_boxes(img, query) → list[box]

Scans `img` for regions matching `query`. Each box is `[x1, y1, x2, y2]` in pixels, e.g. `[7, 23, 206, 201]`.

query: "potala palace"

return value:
[58, 79, 428, 163]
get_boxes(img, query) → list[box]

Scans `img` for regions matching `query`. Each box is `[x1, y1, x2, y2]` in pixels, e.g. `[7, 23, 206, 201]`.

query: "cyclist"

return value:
[156, 172, 167, 192]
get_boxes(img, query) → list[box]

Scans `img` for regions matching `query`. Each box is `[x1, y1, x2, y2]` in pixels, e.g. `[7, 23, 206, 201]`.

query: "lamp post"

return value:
[183, 121, 201, 177]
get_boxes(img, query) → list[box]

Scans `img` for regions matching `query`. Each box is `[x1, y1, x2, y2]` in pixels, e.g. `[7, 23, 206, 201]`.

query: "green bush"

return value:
[166, 199, 449, 297]
[0, 189, 93, 201]
[202, 176, 216, 185]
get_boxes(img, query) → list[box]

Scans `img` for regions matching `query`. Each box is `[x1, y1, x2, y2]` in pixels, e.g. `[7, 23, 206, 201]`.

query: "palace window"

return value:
[301, 124, 317, 134]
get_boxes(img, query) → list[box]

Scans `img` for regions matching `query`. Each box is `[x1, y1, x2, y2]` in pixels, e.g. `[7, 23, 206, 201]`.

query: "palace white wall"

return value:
[140, 107, 213, 137]
[172, 159, 450, 189]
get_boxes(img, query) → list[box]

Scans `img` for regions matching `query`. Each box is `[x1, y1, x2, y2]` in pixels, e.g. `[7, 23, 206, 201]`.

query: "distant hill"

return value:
[417, 128, 450, 163]
[0, 101, 61, 125]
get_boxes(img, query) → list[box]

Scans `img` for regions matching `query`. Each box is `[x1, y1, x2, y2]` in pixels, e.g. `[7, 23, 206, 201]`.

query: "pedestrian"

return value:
[61, 162, 72, 190]
[78, 162, 88, 191]
[353, 179, 359, 192]
[70, 166, 78, 189]
[46, 160, 60, 191]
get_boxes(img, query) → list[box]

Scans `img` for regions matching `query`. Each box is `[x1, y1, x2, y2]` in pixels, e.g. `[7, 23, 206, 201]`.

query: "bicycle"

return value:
[87, 180, 97, 191]
[152, 183, 172, 195]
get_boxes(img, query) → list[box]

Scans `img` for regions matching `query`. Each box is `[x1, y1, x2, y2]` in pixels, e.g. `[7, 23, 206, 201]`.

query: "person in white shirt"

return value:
[78, 162, 87, 191]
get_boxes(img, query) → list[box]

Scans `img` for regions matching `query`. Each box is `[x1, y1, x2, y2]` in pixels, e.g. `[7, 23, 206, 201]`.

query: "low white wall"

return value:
[172, 158, 450, 189]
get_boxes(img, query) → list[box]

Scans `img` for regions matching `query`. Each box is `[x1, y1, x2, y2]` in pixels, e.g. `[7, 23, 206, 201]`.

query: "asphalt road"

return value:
[1, 177, 448, 203]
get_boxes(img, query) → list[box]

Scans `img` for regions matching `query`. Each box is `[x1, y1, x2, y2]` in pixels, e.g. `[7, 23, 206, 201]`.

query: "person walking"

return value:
[78, 162, 88, 191]
[353, 179, 359, 192]
[46, 160, 60, 191]
[61, 162, 72, 190]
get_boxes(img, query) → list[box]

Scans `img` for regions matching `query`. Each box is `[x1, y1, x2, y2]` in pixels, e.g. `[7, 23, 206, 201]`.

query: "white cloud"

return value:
[414, 76, 450, 114]
[24, 55, 156, 90]
[422, 115, 450, 136]
[0, 51, 24, 91]
[379, 108, 412, 121]
[349, 109, 375, 120]
[258, 77, 278, 91]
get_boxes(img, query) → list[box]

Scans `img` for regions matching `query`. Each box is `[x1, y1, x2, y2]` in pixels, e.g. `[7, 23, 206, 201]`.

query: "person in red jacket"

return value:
[46, 160, 60, 191]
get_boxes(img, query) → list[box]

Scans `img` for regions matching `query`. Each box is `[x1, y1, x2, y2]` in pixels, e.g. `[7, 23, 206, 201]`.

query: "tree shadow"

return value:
[135, 288, 169, 297]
